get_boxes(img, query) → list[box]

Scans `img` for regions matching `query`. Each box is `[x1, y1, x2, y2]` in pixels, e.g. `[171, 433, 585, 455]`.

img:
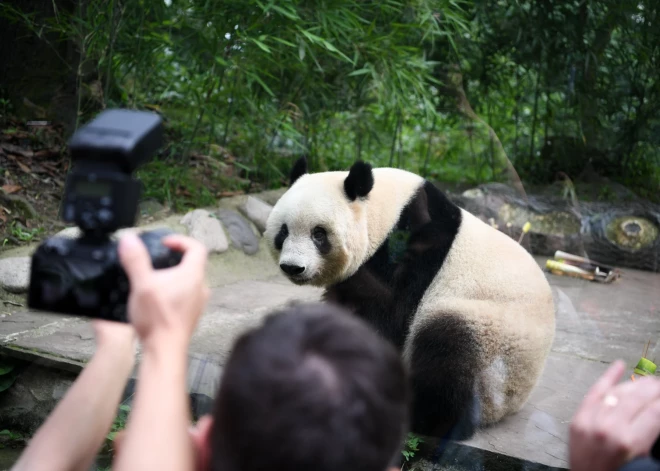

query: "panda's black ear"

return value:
[344, 161, 374, 201]
[289, 156, 308, 186]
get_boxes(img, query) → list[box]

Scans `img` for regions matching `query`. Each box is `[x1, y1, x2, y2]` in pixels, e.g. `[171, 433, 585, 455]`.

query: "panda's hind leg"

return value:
[406, 314, 482, 441]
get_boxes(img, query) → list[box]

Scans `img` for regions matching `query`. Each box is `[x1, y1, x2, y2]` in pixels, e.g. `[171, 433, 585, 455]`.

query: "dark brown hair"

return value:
[209, 302, 410, 471]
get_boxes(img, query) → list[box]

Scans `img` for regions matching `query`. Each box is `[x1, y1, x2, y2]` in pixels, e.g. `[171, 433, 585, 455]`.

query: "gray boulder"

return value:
[180, 209, 229, 254]
[217, 209, 259, 255]
[0, 257, 31, 293]
[239, 196, 272, 235]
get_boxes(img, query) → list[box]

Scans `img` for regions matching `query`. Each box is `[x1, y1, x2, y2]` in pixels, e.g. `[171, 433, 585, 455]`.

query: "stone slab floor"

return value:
[1, 243, 658, 470]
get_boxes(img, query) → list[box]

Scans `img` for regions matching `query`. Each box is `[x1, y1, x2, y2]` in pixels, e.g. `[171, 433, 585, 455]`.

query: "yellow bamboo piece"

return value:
[545, 259, 595, 280]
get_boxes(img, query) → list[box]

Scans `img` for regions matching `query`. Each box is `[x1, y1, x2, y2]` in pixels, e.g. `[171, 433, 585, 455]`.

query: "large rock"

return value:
[239, 196, 272, 234]
[455, 184, 584, 256]
[216, 209, 260, 255]
[0, 361, 76, 435]
[180, 209, 229, 254]
[254, 188, 288, 206]
[452, 182, 660, 273]
[0, 257, 31, 293]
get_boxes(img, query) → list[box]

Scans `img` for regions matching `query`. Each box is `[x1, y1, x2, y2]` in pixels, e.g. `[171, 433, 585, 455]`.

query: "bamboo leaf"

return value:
[248, 72, 275, 97]
[251, 38, 271, 54]
[347, 68, 371, 76]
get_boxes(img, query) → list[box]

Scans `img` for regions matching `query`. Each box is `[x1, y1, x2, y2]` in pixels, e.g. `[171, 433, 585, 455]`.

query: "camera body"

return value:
[27, 109, 182, 322]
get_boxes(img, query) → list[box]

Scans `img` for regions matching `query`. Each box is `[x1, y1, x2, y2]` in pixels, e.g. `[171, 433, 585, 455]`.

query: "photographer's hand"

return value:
[112, 232, 210, 471]
[570, 360, 660, 471]
[119, 232, 210, 350]
[12, 321, 136, 471]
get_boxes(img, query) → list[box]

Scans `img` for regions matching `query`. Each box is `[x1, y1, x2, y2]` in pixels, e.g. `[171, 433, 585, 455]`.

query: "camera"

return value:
[27, 109, 183, 323]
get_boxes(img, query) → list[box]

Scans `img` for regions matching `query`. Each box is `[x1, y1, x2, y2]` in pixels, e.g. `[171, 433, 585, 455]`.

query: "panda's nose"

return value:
[280, 263, 305, 276]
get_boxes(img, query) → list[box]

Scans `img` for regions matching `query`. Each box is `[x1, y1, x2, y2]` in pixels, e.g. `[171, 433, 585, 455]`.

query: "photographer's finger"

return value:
[162, 235, 208, 267]
[573, 360, 626, 425]
[584, 360, 626, 404]
[118, 232, 154, 286]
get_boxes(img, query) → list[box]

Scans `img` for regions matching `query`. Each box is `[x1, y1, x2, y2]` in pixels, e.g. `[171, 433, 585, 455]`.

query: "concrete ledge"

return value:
[0, 255, 658, 469]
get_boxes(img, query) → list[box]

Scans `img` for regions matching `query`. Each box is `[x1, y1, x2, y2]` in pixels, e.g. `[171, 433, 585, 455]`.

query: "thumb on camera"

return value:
[118, 232, 153, 283]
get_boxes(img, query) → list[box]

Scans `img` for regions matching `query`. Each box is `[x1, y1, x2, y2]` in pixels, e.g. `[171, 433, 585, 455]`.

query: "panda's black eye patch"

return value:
[311, 226, 331, 255]
[274, 224, 288, 251]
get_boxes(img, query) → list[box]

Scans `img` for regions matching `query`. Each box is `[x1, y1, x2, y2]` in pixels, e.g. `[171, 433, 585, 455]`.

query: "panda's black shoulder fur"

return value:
[324, 178, 461, 348]
[324, 179, 478, 439]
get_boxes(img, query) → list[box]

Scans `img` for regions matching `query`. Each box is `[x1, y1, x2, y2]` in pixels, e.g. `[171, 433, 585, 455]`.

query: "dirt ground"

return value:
[0, 117, 255, 251]
[0, 118, 70, 248]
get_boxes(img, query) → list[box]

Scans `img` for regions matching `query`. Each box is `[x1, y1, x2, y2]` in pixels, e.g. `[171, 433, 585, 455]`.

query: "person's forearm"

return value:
[113, 335, 195, 471]
[12, 345, 134, 471]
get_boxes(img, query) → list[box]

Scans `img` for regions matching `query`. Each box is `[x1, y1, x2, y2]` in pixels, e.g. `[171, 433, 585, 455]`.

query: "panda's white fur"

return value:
[264, 158, 556, 438]
[267, 167, 425, 286]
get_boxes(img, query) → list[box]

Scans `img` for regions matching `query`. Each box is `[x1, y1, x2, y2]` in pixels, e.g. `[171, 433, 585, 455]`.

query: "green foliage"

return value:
[0, 0, 476, 193]
[0, 357, 19, 393]
[0, 429, 26, 451]
[136, 159, 217, 211]
[7, 221, 44, 243]
[1, 0, 658, 202]
[0, 430, 23, 441]
[450, 0, 660, 199]
[402, 432, 424, 462]
[106, 403, 131, 443]
[0, 91, 12, 126]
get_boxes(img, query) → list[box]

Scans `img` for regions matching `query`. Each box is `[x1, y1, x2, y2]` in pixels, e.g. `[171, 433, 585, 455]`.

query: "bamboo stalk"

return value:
[554, 250, 619, 272]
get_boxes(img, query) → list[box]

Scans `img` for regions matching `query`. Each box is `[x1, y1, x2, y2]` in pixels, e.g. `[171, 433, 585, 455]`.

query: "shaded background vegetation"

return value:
[1, 0, 658, 211]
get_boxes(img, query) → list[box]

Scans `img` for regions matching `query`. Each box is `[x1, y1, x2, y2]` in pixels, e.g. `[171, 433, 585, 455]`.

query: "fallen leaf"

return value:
[2, 130, 30, 139]
[17, 161, 31, 174]
[0, 143, 34, 158]
[1, 184, 22, 194]
[218, 190, 245, 197]
[33, 149, 60, 159]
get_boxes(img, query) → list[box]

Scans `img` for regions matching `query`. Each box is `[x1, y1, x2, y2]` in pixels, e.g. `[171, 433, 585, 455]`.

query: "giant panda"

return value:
[264, 156, 556, 440]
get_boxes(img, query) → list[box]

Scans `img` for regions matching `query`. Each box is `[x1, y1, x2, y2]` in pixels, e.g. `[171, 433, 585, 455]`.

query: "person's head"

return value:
[195, 302, 410, 471]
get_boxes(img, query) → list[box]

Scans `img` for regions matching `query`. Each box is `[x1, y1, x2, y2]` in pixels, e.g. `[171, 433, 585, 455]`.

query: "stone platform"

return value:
[1, 200, 658, 469]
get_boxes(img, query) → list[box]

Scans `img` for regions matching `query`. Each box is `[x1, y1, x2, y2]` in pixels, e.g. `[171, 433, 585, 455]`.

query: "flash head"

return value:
[60, 109, 164, 235]
[68, 109, 163, 173]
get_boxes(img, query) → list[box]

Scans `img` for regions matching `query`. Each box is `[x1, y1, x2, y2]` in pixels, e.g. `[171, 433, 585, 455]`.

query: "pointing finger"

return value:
[572, 360, 626, 425]
[584, 360, 627, 405]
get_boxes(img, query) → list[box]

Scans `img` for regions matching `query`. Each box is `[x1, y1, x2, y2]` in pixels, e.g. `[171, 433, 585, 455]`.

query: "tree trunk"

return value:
[453, 183, 660, 273]
[0, 0, 83, 133]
